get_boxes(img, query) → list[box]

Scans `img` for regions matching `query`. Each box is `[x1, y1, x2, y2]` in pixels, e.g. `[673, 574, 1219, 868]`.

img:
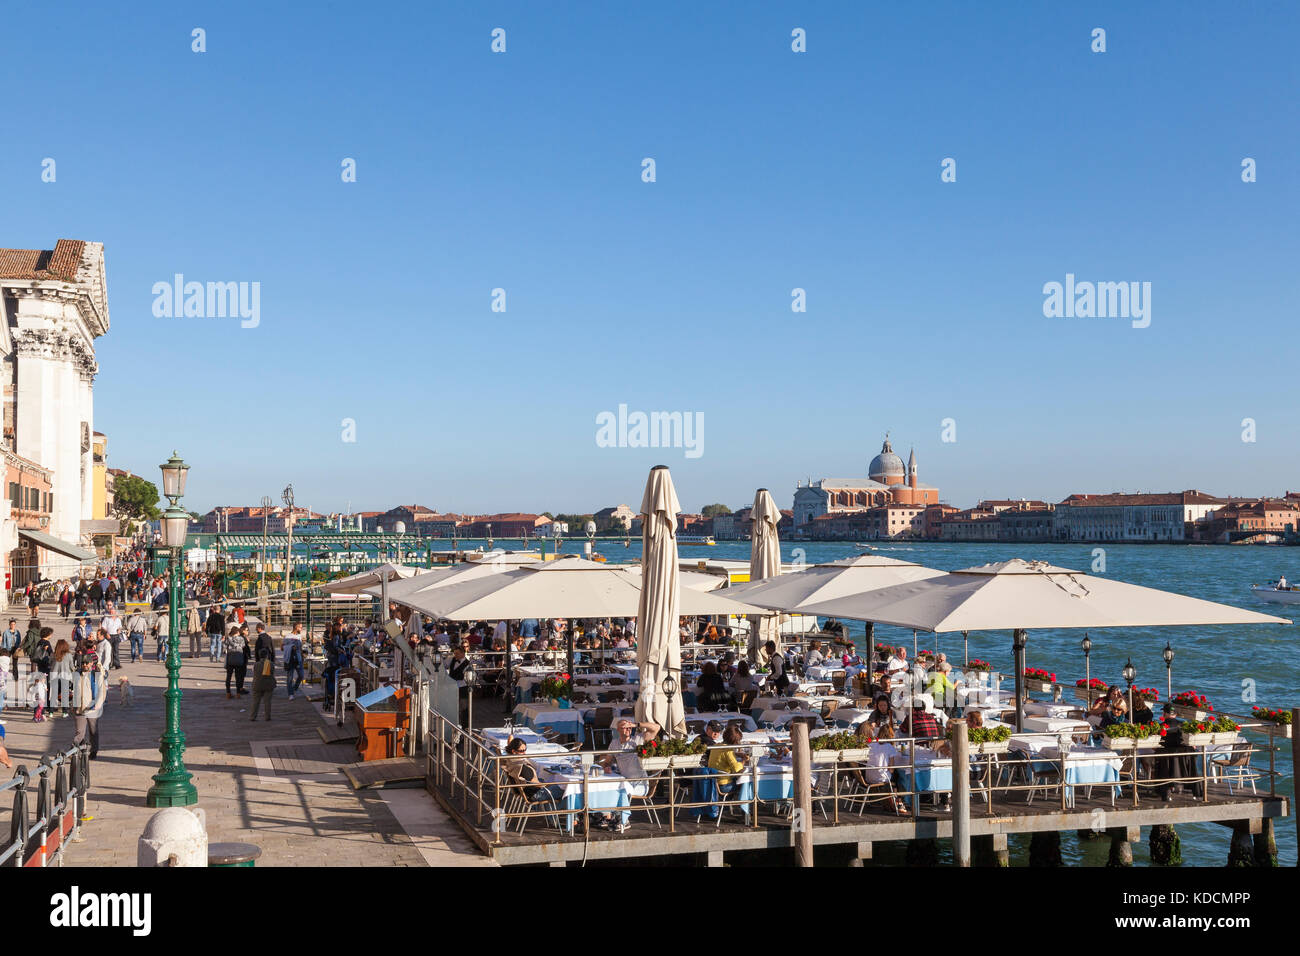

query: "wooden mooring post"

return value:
[950, 719, 970, 866]
[1293, 708, 1299, 861]
[791, 720, 813, 867]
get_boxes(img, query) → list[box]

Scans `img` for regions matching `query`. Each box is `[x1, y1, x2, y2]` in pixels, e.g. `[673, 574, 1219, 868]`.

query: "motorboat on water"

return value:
[853, 542, 874, 551]
[1251, 580, 1300, 604]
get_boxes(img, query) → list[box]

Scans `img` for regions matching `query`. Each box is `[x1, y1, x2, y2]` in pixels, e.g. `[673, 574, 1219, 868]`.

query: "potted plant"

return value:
[809, 730, 870, 763]
[1169, 691, 1214, 722]
[965, 658, 992, 679]
[1074, 677, 1109, 703]
[1101, 720, 1164, 751]
[538, 674, 573, 707]
[962, 724, 1012, 754]
[1250, 707, 1293, 739]
[1135, 687, 1160, 705]
[637, 735, 706, 771]
[1023, 667, 1056, 694]
[1182, 716, 1240, 748]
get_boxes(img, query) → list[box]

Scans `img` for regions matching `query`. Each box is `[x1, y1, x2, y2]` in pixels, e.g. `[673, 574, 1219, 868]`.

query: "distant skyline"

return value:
[5, 2, 1296, 514]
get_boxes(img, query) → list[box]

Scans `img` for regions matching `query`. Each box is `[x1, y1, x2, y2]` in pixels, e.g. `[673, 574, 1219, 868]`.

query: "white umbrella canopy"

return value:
[319, 563, 423, 595]
[621, 566, 727, 592]
[797, 558, 1291, 632]
[636, 465, 687, 736]
[748, 488, 783, 663]
[395, 554, 760, 622]
[729, 554, 945, 612]
[363, 556, 529, 601]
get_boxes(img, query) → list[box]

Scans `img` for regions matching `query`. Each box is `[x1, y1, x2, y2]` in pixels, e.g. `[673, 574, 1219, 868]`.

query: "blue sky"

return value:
[3, 2, 1296, 515]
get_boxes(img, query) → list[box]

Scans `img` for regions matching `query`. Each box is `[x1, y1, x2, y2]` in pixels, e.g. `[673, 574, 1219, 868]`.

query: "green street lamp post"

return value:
[146, 451, 198, 808]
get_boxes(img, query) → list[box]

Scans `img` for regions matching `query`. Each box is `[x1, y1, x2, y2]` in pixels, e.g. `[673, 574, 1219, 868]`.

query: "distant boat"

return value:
[854, 543, 874, 551]
[678, 535, 716, 546]
[1251, 582, 1300, 605]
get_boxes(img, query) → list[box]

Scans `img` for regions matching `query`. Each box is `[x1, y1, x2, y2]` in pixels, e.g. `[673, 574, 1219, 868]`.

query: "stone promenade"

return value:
[1, 613, 493, 867]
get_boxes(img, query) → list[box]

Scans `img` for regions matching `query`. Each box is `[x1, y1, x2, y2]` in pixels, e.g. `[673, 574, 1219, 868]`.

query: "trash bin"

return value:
[207, 842, 262, 868]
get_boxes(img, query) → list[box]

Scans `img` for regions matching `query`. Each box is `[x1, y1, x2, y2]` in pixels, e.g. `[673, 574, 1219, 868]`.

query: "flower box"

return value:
[966, 740, 1012, 755]
[1169, 704, 1211, 722]
[639, 753, 705, 772]
[1074, 686, 1107, 703]
[1185, 731, 1239, 748]
[1101, 735, 1162, 751]
[1023, 679, 1054, 694]
[812, 747, 871, 764]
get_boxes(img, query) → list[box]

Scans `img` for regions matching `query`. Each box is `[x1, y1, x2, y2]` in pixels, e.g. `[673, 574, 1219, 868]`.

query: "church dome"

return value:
[868, 436, 906, 484]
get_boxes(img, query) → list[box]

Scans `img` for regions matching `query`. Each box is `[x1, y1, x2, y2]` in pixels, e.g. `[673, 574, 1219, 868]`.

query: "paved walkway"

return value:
[1, 613, 493, 867]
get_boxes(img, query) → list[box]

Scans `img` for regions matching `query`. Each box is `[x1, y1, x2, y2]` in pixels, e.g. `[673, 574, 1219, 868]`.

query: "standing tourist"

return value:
[126, 607, 148, 663]
[1, 620, 20, 655]
[73, 652, 105, 759]
[50, 639, 74, 718]
[250, 627, 277, 721]
[186, 604, 202, 659]
[207, 604, 227, 662]
[282, 624, 305, 701]
[101, 603, 124, 670]
[225, 627, 250, 698]
[58, 583, 72, 619]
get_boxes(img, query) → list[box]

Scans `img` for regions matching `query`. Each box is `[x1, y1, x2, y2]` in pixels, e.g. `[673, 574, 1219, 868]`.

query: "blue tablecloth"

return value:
[512, 705, 584, 739]
[895, 761, 953, 793]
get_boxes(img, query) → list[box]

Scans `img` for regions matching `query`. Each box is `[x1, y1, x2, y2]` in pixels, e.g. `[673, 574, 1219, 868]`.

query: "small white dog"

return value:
[118, 675, 134, 708]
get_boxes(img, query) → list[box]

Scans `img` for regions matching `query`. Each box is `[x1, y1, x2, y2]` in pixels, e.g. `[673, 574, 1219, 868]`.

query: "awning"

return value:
[18, 528, 95, 562]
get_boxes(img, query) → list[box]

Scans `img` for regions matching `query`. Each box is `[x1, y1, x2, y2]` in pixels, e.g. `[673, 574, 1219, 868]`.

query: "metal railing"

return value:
[422, 700, 1283, 845]
[0, 742, 91, 867]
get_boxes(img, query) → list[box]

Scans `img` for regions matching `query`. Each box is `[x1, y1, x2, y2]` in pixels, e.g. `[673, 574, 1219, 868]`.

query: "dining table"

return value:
[533, 756, 633, 832]
[1009, 738, 1122, 805]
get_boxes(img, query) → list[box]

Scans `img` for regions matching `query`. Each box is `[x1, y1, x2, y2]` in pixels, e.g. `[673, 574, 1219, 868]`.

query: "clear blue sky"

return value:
[3, 2, 1296, 516]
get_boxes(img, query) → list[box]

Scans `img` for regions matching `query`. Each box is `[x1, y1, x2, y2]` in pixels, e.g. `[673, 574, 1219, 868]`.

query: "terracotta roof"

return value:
[1060, 491, 1224, 508]
[0, 240, 85, 281]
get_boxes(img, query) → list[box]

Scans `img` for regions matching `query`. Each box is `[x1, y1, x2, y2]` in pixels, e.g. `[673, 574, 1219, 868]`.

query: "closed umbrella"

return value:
[635, 466, 687, 736]
[746, 488, 782, 664]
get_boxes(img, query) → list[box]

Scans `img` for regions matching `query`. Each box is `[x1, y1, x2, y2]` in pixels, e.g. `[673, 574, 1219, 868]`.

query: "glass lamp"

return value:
[159, 451, 189, 500]
[1122, 658, 1136, 685]
[160, 504, 190, 549]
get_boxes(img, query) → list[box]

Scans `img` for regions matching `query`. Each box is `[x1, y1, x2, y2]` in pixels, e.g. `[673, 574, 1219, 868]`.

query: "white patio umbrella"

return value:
[321, 562, 423, 625]
[729, 554, 945, 668]
[747, 488, 782, 664]
[396, 555, 760, 621]
[797, 558, 1291, 730]
[635, 465, 687, 736]
[319, 563, 422, 595]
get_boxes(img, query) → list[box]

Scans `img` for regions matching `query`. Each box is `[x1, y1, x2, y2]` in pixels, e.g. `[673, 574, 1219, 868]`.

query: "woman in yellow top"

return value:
[707, 724, 749, 790]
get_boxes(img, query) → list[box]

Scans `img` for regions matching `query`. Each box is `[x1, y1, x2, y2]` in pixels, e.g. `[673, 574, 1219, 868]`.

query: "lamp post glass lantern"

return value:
[1081, 634, 1092, 694]
[147, 452, 198, 808]
[1122, 657, 1137, 720]
[1162, 642, 1174, 701]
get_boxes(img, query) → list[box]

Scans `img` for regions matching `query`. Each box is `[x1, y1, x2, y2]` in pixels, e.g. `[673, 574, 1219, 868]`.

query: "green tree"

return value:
[115, 474, 162, 522]
[701, 503, 732, 518]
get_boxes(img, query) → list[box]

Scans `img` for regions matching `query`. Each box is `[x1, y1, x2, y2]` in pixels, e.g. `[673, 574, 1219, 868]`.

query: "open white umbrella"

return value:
[395, 555, 759, 621]
[319, 563, 422, 595]
[747, 488, 782, 664]
[797, 558, 1290, 730]
[729, 553, 946, 670]
[635, 465, 687, 736]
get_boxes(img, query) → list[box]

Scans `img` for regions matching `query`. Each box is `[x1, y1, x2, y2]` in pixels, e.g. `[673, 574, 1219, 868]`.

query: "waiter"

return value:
[447, 644, 471, 729]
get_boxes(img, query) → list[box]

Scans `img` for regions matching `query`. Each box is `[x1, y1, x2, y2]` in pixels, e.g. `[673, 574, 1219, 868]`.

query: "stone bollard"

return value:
[1227, 824, 1256, 867]
[138, 807, 207, 867]
[1253, 819, 1278, 867]
[1149, 824, 1182, 866]
[1029, 831, 1062, 866]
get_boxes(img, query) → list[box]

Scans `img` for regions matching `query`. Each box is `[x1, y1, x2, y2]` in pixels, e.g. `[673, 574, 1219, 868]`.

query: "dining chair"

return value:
[1214, 742, 1258, 795]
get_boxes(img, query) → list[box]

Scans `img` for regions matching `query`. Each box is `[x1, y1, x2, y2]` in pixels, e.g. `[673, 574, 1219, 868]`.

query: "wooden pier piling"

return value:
[950, 719, 970, 866]
[791, 721, 813, 867]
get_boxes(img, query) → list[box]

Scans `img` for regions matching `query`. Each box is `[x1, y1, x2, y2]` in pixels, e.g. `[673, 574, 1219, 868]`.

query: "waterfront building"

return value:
[463, 513, 547, 537]
[593, 504, 636, 533]
[1200, 499, 1300, 542]
[1053, 491, 1224, 542]
[792, 435, 940, 532]
[997, 507, 1057, 541]
[0, 239, 109, 577]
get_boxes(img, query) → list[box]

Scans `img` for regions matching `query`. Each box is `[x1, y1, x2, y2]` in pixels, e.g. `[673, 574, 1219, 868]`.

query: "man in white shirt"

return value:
[101, 604, 124, 670]
[600, 718, 662, 831]
[886, 646, 909, 675]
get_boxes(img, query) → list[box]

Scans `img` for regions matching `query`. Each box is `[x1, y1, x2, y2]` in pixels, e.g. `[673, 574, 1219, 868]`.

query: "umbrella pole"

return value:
[1012, 629, 1027, 733]
[865, 621, 874, 676]
[912, 630, 917, 660]
[963, 631, 968, 669]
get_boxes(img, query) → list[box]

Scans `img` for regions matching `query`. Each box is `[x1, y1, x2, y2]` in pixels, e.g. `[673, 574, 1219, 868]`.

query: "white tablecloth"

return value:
[1021, 716, 1092, 734]
[1024, 700, 1083, 718]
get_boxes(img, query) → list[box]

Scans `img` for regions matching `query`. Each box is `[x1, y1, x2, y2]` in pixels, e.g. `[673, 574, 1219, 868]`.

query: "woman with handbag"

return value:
[250, 624, 277, 721]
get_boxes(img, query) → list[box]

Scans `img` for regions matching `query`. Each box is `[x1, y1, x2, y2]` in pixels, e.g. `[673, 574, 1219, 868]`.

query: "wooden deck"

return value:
[344, 757, 424, 790]
[428, 773, 1288, 867]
